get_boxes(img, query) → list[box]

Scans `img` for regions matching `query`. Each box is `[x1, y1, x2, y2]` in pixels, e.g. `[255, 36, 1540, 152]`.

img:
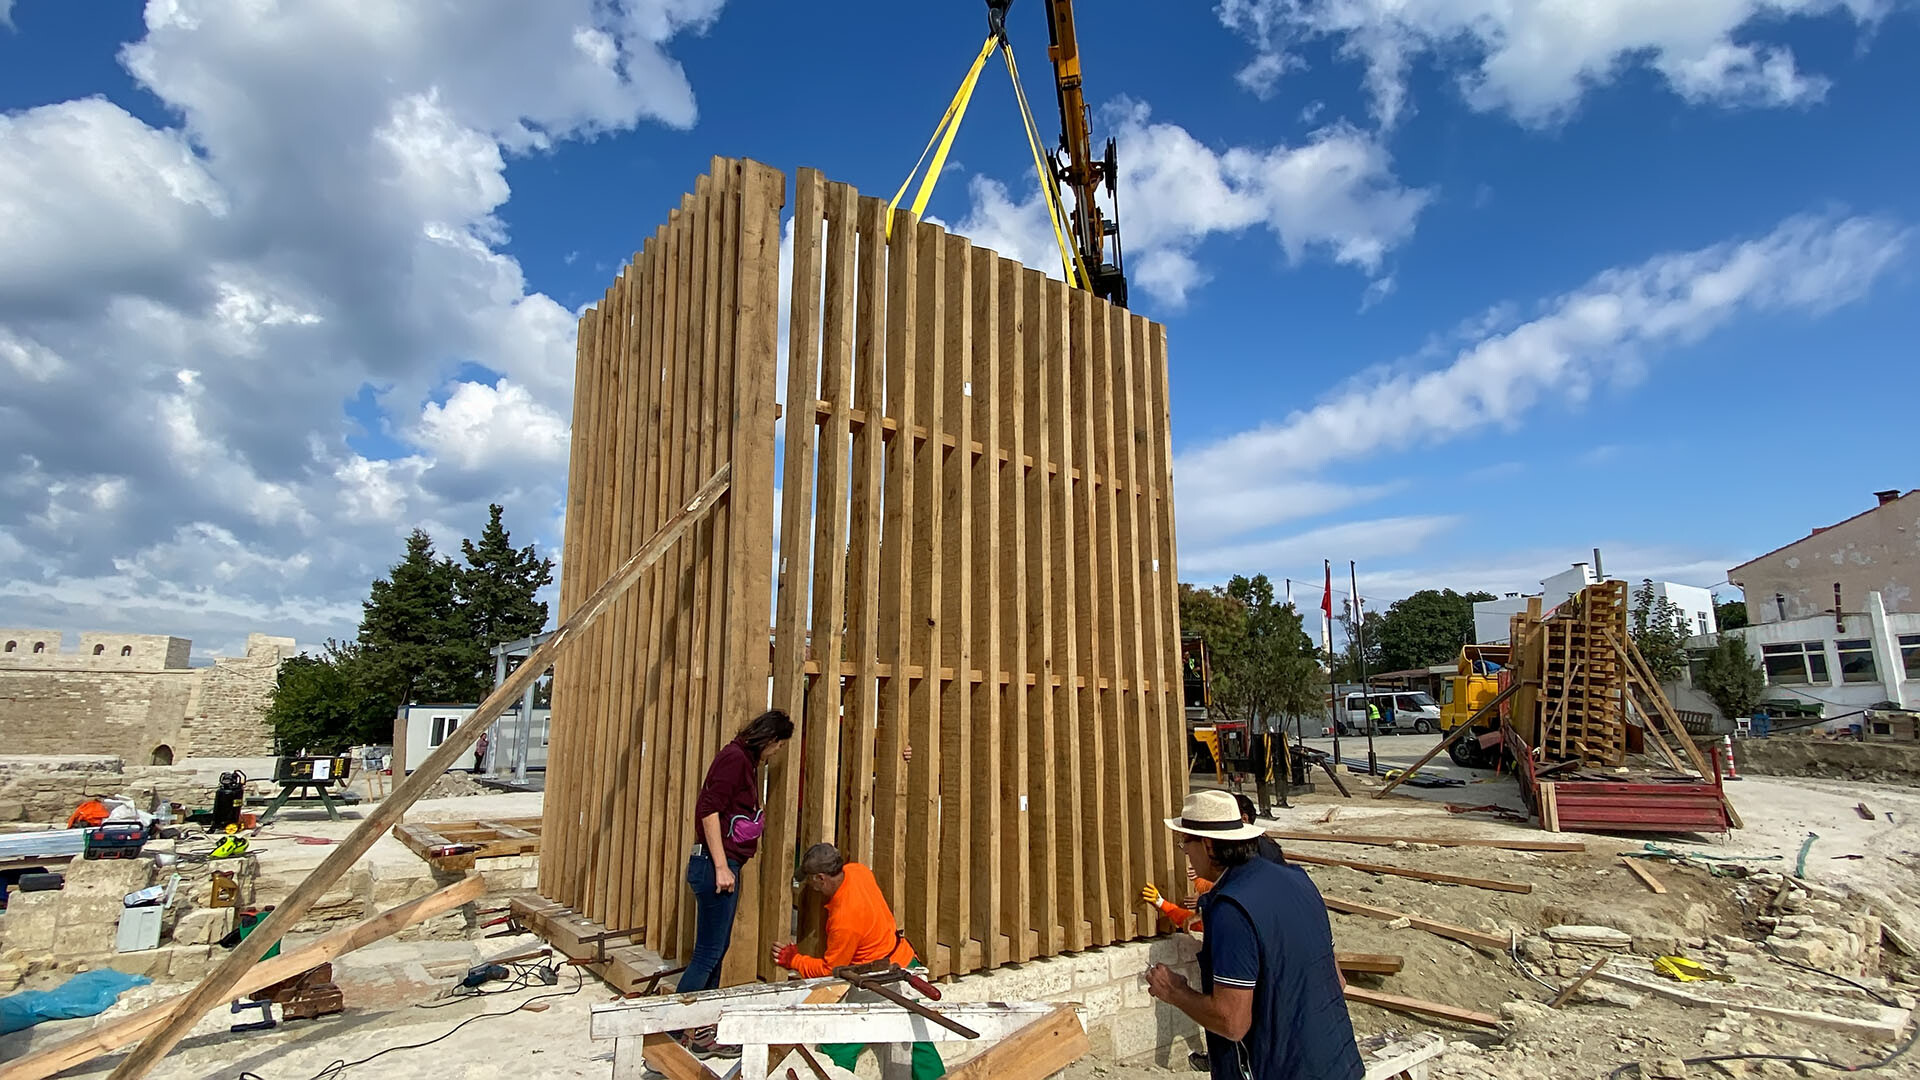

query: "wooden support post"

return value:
[106, 470, 732, 1080]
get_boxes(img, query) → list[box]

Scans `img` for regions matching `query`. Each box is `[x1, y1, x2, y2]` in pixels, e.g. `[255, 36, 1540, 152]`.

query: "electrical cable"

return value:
[235, 965, 583, 1080]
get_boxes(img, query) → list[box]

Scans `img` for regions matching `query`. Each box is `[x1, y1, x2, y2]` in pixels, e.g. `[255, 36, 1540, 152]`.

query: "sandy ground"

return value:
[7, 762, 1917, 1080]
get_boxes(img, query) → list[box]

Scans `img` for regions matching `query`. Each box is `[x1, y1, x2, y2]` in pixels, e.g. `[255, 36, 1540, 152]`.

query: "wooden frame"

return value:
[539, 158, 1183, 986]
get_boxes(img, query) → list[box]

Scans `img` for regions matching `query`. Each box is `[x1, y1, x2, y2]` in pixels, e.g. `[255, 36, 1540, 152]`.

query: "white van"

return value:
[1339, 691, 1440, 735]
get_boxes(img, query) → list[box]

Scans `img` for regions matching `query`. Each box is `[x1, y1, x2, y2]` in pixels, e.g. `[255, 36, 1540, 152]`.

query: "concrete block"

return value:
[371, 874, 433, 905]
[106, 948, 170, 979]
[63, 858, 153, 899]
[1, 889, 60, 951]
[1104, 940, 1152, 982]
[1110, 1002, 1182, 1062]
[171, 906, 234, 945]
[1120, 968, 1153, 1009]
[1069, 950, 1112, 989]
[1073, 981, 1124, 1020]
[0, 960, 25, 991]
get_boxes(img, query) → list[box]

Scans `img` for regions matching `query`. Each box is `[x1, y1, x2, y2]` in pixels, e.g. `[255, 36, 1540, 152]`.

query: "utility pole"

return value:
[1352, 560, 1377, 776]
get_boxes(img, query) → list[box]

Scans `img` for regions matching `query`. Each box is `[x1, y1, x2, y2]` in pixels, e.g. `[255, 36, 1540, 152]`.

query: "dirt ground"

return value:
[4, 770, 1915, 1080]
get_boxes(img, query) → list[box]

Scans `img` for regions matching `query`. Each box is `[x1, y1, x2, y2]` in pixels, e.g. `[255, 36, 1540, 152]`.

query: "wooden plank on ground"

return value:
[0, 875, 483, 1080]
[1286, 850, 1533, 894]
[1549, 955, 1611, 1008]
[1335, 952, 1405, 975]
[1269, 830, 1585, 853]
[942, 1004, 1089, 1080]
[1343, 986, 1501, 1029]
[1321, 894, 1511, 951]
[1621, 858, 1666, 894]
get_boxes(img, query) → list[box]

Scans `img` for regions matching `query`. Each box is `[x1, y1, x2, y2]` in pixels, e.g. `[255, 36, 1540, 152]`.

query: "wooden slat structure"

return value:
[392, 818, 542, 872]
[537, 159, 1184, 986]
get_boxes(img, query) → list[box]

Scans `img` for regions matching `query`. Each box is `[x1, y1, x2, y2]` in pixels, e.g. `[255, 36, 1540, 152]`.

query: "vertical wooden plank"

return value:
[812, 182, 859, 865]
[936, 230, 974, 971]
[688, 162, 738, 957]
[638, 221, 675, 952]
[663, 194, 701, 957]
[542, 307, 596, 901]
[994, 256, 1031, 964]
[874, 206, 918, 928]
[1018, 268, 1057, 954]
[576, 283, 618, 918]
[966, 245, 1000, 971]
[650, 206, 688, 952]
[1045, 279, 1088, 951]
[840, 192, 888, 876]
[719, 158, 784, 985]
[767, 168, 825, 967]
[904, 219, 945, 973]
[1151, 324, 1187, 854]
[1088, 296, 1134, 941]
[621, 238, 661, 938]
[1130, 314, 1176, 894]
[1115, 307, 1159, 915]
[1068, 288, 1112, 946]
[602, 256, 642, 929]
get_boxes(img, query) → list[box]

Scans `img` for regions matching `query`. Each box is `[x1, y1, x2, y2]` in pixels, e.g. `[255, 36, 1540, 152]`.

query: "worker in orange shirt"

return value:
[770, 844, 945, 1080]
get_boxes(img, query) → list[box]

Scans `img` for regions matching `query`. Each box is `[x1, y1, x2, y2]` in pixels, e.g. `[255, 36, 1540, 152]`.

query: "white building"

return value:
[1472, 563, 1717, 644]
[394, 702, 550, 775]
[1724, 590, 1919, 716]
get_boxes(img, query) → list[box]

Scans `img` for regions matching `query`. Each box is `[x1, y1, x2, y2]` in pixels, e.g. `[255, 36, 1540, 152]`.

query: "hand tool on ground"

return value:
[228, 1000, 275, 1033]
[832, 961, 977, 1039]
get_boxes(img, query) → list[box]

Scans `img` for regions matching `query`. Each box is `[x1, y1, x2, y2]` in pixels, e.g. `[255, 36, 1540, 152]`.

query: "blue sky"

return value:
[1, 0, 1915, 657]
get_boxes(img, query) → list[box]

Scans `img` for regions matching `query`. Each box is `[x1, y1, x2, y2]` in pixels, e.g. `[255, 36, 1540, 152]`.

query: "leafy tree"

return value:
[264, 641, 393, 752]
[1180, 575, 1326, 729]
[1630, 579, 1690, 683]
[1371, 589, 1496, 673]
[459, 503, 555, 686]
[358, 529, 482, 710]
[1713, 597, 1749, 631]
[1698, 634, 1765, 720]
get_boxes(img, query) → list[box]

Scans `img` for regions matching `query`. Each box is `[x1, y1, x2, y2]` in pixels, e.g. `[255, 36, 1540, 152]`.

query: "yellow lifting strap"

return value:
[1000, 39, 1090, 291]
[887, 34, 997, 237]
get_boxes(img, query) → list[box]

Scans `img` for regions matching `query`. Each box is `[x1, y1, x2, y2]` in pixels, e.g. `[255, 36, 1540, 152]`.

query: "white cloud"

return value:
[0, 2, 722, 653]
[1174, 210, 1907, 585]
[954, 102, 1430, 307]
[1216, 0, 1892, 128]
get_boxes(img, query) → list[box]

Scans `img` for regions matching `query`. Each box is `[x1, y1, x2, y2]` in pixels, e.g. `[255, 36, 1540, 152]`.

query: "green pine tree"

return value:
[358, 529, 480, 709]
[263, 640, 393, 752]
[1698, 635, 1765, 721]
[458, 504, 555, 690]
[1630, 579, 1691, 683]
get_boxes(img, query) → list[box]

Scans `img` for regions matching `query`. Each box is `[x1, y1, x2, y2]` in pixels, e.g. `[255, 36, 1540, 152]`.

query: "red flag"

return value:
[1321, 560, 1334, 619]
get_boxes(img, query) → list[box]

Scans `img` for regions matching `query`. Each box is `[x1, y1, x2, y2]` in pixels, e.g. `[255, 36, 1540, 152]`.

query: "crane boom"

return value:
[989, 0, 1128, 308]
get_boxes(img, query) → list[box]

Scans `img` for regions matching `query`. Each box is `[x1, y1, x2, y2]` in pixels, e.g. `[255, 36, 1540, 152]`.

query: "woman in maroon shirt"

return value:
[674, 708, 793, 1054]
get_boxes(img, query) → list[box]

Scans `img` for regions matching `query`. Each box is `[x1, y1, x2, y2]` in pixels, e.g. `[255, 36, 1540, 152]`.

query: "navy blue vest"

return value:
[1197, 857, 1363, 1080]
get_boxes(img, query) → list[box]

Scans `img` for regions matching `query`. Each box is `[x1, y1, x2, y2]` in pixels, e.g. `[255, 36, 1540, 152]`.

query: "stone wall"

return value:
[0, 756, 230, 824]
[1735, 737, 1920, 788]
[0, 631, 291, 762]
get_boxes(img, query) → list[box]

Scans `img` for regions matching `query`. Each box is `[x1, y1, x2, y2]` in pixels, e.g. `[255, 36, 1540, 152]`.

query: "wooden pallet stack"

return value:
[535, 158, 1185, 987]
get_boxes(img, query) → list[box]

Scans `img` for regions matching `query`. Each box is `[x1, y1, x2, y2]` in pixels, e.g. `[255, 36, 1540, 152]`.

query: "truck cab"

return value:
[1440, 644, 1510, 767]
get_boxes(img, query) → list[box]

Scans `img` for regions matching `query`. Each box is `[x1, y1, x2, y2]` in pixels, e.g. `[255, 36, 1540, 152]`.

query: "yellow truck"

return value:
[1440, 644, 1509, 768]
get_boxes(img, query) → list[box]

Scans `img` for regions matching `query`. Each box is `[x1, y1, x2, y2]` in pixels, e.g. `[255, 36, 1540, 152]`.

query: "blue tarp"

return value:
[0, 969, 150, 1035]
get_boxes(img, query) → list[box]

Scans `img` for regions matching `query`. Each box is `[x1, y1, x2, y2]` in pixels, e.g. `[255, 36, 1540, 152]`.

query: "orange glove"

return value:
[1140, 883, 1178, 919]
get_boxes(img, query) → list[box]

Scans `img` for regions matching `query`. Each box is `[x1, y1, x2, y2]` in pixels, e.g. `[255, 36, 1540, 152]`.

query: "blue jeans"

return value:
[675, 850, 743, 994]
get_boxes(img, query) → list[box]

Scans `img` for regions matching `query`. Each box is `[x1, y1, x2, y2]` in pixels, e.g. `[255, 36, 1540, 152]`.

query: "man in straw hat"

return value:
[1145, 790, 1361, 1080]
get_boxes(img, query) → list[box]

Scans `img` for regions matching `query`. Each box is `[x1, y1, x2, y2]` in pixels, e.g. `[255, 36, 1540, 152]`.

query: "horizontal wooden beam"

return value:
[589, 977, 843, 1039]
[1271, 830, 1584, 853]
[715, 1003, 1061, 1046]
[1321, 894, 1512, 951]
[1335, 952, 1404, 975]
[1343, 986, 1500, 1029]
[1289, 851, 1533, 894]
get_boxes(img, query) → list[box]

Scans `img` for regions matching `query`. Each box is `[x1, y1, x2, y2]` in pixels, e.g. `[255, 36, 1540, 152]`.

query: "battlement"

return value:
[0, 630, 191, 671]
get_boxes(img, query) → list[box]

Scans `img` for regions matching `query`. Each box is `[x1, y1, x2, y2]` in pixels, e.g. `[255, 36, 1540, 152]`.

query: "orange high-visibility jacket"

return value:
[789, 862, 916, 979]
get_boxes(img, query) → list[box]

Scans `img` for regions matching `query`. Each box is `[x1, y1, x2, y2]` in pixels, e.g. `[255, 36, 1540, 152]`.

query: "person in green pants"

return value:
[770, 844, 945, 1080]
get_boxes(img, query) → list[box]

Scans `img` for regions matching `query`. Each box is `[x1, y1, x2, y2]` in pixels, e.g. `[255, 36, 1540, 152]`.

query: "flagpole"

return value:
[1323, 559, 1339, 767]
[1352, 560, 1378, 777]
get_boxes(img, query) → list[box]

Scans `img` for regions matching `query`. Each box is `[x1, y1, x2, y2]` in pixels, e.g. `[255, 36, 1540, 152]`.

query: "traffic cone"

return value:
[1722, 735, 1742, 781]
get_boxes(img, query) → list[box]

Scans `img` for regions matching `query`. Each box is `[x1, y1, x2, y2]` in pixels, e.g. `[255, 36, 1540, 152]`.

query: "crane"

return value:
[986, 0, 1128, 309]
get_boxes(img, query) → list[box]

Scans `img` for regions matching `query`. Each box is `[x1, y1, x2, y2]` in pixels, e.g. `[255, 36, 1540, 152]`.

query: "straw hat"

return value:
[1164, 790, 1266, 841]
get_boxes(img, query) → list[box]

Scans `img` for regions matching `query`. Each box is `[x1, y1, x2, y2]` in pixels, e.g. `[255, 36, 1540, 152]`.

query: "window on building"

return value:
[430, 716, 461, 747]
[1901, 634, 1920, 679]
[4, 641, 15, 652]
[93, 644, 105, 655]
[1775, 595, 1788, 621]
[1697, 614, 1710, 636]
[1836, 639, 1878, 684]
[32, 641, 45, 653]
[1761, 642, 1829, 686]
[121, 645, 133, 656]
